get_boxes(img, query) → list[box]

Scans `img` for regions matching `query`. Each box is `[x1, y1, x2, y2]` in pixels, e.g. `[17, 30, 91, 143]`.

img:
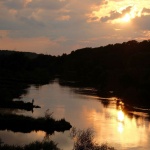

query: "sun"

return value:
[119, 6, 138, 23]
[121, 13, 131, 22]
[111, 6, 138, 24]
[113, 12, 134, 24]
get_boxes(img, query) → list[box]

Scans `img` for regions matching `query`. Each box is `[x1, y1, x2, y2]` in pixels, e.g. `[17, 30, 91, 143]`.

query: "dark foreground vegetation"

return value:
[0, 140, 60, 150]
[70, 127, 116, 150]
[0, 128, 116, 150]
[0, 40, 150, 108]
[0, 112, 72, 134]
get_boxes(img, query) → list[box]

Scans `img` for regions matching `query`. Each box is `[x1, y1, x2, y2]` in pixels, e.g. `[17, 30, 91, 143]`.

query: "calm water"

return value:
[0, 79, 150, 150]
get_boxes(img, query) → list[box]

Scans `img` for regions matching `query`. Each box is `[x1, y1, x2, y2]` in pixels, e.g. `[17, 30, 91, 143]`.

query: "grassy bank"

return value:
[0, 100, 40, 111]
[0, 113, 72, 134]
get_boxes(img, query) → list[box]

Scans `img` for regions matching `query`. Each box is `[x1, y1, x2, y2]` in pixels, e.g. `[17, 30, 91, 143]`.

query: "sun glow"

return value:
[119, 7, 138, 23]
[121, 13, 131, 22]
[112, 12, 135, 24]
[91, 2, 146, 24]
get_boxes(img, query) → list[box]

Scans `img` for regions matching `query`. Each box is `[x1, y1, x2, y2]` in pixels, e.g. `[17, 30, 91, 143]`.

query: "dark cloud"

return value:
[2, 0, 24, 9]
[0, 8, 45, 31]
[18, 16, 45, 28]
[28, 0, 67, 10]
[142, 8, 150, 14]
[101, 10, 121, 22]
[122, 6, 132, 14]
[101, 6, 133, 22]
[90, 16, 100, 22]
[0, 19, 20, 30]
[133, 15, 150, 30]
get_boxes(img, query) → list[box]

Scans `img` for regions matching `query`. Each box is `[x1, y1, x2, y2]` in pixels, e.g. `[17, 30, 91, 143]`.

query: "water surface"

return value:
[0, 79, 150, 150]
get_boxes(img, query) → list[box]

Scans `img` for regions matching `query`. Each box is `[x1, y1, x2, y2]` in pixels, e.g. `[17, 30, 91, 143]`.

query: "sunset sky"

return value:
[0, 0, 150, 55]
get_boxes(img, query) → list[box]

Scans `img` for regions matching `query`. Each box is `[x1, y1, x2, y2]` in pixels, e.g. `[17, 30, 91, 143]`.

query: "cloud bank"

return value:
[0, 0, 150, 55]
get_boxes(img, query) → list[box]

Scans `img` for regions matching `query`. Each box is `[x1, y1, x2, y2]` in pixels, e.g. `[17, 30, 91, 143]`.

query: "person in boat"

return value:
[32, 99, 34, 104]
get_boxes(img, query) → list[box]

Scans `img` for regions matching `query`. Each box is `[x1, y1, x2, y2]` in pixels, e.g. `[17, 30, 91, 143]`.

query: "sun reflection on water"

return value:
[118, 122, 124, 133]
[83, 100, 149, 149]
[117, 110, 124, 122]
[117, 110, 125, 134]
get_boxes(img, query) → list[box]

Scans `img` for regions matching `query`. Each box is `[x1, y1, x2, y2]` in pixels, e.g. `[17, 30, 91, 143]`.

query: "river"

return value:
[0, 79, 150, 150]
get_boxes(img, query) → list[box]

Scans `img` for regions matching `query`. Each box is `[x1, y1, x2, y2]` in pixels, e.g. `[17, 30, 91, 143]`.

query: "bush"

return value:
[70, 127, 116, 150]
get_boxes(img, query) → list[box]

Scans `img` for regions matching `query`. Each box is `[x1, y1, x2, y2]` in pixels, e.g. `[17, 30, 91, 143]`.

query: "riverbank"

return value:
[0, 113, 72, 134]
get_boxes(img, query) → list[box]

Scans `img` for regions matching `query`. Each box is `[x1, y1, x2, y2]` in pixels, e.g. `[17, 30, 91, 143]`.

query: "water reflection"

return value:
[117, 109, 124, 134]
[1, 80, 150, 150]
[117, 110, 124, 122]
[118, 122, 124, 133]
[85, 105, 149, 150]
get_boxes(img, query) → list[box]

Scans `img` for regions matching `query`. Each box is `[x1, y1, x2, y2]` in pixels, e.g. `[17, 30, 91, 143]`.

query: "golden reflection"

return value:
[118, 122, 124, 133]
[117, 110, 124, 122]
[82, 104, 148, 148]
[117, 109, 125, 134]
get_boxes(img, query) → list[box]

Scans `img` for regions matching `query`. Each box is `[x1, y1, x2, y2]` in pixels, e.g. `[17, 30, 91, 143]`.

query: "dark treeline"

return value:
[1, 40, 150, 107]
[59, 40, 150, 107]
[0, 50, 58, 84]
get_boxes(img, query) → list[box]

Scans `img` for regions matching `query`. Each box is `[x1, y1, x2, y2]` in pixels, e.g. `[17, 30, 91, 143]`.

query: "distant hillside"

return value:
[59, 40, 150, 106]
[0, 50, 38, 59]
[61, 40, 150, 82]
[0, 50, 57, 76]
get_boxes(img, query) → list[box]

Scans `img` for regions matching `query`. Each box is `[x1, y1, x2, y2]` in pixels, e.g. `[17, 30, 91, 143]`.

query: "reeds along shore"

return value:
[0, 100, 41, 112]
[0, 113, 72, 134]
